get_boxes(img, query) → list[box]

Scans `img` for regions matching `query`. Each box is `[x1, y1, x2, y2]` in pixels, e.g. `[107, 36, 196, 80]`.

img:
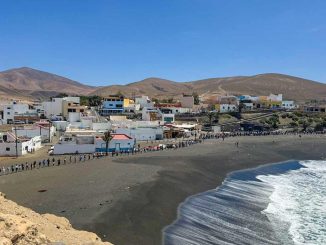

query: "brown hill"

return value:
[1, 67, 325, 102]
[92, 73, 326, 101]
[0, 67, 95, 100]
[92, 77, 193, 98]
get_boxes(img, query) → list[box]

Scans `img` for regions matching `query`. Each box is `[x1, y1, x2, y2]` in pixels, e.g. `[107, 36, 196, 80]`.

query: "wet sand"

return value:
[0, 135, 325, 245]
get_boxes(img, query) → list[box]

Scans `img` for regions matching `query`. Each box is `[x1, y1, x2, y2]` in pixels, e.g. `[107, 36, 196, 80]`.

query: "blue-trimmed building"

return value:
[96, 133, 135, 152]
[100, 95, 124, 116]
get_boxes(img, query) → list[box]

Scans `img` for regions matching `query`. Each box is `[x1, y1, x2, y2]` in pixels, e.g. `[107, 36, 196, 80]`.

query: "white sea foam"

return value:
[257, 160, 326, 245]
[164, 160, 326, 245]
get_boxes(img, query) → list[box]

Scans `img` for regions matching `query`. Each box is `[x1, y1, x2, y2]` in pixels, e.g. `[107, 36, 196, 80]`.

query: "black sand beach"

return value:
[0, 135, 325, 245]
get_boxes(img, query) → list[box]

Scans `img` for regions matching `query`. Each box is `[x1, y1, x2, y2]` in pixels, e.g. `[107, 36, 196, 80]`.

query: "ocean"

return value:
[163, 160, 326, 245]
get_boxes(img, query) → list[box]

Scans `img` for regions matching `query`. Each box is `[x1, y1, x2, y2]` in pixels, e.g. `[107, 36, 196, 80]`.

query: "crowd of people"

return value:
[0, 139, 202, 176]
[200, 130, 326, 140]
[1, 130, 324, 177]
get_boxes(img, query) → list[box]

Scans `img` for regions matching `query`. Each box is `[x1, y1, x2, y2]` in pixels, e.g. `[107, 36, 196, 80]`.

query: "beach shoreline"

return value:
[0, 134, 325, 245]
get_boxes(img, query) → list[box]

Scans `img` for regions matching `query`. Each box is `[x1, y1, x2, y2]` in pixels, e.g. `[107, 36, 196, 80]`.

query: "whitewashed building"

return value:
[1, 102, 38, 124]
[53, 134, 96, 154]
[135, 96, 154, 109]
[0, 132, 42, 156]
[42, 97, 81, 119]
[218, 104, 238, 113]
[53, 133, 135, 154]
[96, 134, 135, 152]
[115, 127, 164, 141]
[14, 122, 55, 143]
[282, 100, 295, 109]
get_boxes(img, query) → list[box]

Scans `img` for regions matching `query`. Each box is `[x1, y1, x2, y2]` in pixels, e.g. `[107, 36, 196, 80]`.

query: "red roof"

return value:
[112, 134, 133, 140]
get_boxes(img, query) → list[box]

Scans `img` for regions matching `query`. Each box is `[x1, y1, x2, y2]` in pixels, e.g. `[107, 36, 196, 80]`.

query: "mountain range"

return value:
[0, 67, 325, 102]
[0, 67, 95, 100]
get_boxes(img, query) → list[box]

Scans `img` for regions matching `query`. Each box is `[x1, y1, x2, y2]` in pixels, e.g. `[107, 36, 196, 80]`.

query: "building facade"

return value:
[100, 95, 124, 115]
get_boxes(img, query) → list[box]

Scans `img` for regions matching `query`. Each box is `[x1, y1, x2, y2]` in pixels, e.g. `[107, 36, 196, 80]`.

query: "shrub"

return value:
[290, 121, 298, 127]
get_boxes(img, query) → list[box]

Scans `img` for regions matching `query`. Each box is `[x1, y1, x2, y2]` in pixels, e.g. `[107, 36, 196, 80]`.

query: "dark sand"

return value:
[0, 135, 325, 245]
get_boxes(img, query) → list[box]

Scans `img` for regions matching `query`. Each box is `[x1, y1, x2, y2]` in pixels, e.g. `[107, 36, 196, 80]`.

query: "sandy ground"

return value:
[0, 134, 325, 245]
[0, 137, 182, 167]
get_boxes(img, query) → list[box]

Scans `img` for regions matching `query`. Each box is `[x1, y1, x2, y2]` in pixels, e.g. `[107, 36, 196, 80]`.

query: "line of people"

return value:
[200, 130, 326, 140]
[0, 139, 203, 176]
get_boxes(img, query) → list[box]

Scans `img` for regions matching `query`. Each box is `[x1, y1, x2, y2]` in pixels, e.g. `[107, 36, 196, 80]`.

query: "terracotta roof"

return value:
[112, 134, 133, 140]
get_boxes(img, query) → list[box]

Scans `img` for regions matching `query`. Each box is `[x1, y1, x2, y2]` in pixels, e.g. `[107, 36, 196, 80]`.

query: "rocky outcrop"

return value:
[0, 193, 112, 245]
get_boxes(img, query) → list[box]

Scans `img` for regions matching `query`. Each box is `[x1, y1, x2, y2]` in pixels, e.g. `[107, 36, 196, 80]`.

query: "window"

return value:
[7, 112, 10, 115]
[6, 147, 10, 151]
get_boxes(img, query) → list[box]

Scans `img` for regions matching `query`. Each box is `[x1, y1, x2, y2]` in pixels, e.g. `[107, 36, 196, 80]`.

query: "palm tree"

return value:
[102, 131, 113, 156]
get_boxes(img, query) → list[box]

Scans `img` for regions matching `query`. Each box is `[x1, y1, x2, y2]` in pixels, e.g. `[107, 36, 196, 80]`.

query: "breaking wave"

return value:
[163, 160, 326, 245]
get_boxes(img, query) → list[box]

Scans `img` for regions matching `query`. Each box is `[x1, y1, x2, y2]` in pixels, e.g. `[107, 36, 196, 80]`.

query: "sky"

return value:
[0, 0, 326, 85]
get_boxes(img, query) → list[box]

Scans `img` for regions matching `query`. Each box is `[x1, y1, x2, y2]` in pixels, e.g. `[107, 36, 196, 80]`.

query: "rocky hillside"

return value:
[0, 192, 112, 245]
[0, 67, 95, 100]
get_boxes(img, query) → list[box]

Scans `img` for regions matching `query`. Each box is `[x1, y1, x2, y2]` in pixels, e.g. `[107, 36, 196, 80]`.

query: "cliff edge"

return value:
[0, 192, 112, 245]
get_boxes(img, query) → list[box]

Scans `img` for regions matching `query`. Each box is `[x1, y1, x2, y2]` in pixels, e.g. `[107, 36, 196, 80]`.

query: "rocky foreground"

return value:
[0, 193, 112, 245]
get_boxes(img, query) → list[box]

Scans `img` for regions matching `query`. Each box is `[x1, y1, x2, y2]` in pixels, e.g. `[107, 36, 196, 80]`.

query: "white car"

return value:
[158, 144, 167, 149]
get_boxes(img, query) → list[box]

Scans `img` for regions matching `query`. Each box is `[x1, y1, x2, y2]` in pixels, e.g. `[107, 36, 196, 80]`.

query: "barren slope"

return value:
[92, 73, 326, 101]
[0, 67, 95, 100]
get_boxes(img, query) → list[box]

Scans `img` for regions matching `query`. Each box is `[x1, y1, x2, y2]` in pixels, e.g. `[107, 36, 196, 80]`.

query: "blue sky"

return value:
[0, 0, 326, 85]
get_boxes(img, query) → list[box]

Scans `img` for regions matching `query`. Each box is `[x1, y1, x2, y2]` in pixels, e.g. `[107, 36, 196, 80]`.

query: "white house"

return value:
[1, 102, 38, 124]
[135, 96, 154, 109]
[282, 100, 295, 109]
[242, 102, 254, 111]
[96, 134, 135, 152]
[53, 133, 135, 154]
[216, 96, 239, 113]
[42, 97, 80, 119]
[53, 134, 96, 155]
[115, 127, 164, 141]
[218, 104, 238, 113]
[14, 122, 55, 143]
[0, 132, 42, 156]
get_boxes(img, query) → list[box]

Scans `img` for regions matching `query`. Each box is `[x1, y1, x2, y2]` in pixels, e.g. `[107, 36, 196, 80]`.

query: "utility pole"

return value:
[14, 125, 18, 158]
[48, 120, 51, 143]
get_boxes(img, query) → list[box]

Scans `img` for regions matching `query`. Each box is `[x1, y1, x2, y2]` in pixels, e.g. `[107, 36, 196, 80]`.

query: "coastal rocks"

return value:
[0, 192, 112, 245]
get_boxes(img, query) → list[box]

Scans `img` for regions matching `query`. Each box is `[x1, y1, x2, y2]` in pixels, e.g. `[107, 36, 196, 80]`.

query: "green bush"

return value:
[294, 111, 303, 117]
[290, 121, 298, 127]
